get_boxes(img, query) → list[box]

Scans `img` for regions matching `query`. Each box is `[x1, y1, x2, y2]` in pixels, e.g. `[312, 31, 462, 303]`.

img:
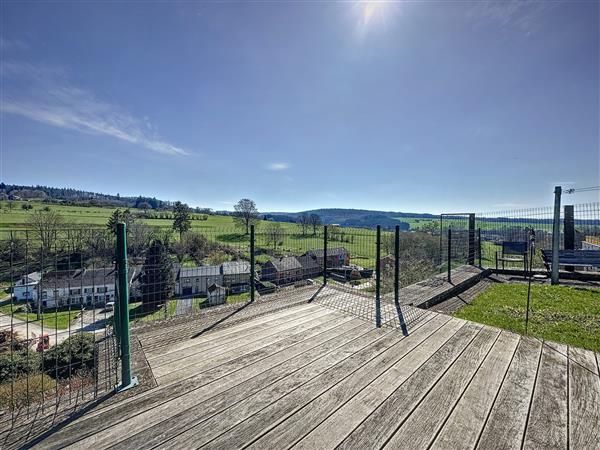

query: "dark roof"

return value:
[296, 255, 320, 271]
[178, 266, 221, 279]
[308, 247, 348, 258]
[207, 283, 226, 294]
[221, 261, 251, 275]
[39, 268, 127, 289]
[268, 256, 302, 272]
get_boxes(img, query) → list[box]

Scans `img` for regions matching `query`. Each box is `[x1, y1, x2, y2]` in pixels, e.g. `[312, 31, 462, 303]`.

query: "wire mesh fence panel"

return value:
[0, 227, 118, 418]
[127, 226, 251, 324]
[574, 202, 600, 252]
[476, 206, 557, 270]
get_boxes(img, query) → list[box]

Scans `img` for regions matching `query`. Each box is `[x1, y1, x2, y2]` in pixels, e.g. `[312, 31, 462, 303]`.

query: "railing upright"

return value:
[478, 228, 482, 267]
[116, 223, 138, 392]
[394, 225, 408, 335]
[250, 225, 255, 301]
[375, 225, 381, 328]
[323, 225, 328, 285]
[447, 228, 452, 283]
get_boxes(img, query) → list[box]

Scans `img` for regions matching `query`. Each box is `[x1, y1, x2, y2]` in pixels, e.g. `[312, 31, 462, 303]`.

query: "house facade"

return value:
[261, 256, 303, 285]
[221, 261, 251, 293]
[13, 268, 134, 309]
[174, 266, 223, 297]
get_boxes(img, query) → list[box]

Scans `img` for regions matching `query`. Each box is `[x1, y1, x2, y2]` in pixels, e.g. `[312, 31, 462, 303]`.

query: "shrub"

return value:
[0, 373, 57, 410]
[0, 350, 42, 383]
[43, 333, 95, 379]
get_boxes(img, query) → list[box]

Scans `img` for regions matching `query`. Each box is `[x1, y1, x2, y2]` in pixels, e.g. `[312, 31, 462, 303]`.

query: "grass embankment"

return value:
[454, 284, 600, 352]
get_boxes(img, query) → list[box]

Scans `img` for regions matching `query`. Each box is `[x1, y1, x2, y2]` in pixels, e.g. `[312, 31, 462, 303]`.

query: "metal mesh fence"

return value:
[0, 228, 118, 418]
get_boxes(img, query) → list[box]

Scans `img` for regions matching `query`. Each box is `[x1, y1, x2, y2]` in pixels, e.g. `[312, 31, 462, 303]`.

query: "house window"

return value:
[70, 288, 81, 295]
[86, 295, 92, 302]
[84, 288, 94, 294]
[41, 291, 48, 299]
[97, 287, 107, 293]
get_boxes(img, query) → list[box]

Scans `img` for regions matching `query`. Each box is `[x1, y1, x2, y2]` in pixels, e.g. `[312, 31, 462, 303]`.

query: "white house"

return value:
[207, 283, 227, 306]
[12, 272, 42, 301]
[12, 267, 137, 309]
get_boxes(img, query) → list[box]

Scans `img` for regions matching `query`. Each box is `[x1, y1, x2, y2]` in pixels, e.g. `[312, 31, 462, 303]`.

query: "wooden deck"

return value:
[16, 299, 599, 450]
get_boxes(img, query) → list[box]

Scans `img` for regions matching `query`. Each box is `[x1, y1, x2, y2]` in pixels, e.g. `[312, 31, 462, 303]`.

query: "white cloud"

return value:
[266, 162, 290, 171]
[1, 61, 189, 156]
[467, 0, 558, 36]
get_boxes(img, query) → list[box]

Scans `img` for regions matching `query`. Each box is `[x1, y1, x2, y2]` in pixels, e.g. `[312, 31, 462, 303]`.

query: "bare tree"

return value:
[308, 214, 322, 235]
[297, 213, 310, 236]
[233, 198, 259, 235]
[264, 222, 284, 250]
[27, 209, 63, 254]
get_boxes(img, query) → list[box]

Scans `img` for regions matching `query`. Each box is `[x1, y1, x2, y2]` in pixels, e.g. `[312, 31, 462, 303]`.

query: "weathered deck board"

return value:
[568, 346, 600, 450]
[152, 308, 336, 381]
[476, 336, 542, 450]
[149, 326, 399, 449]
[384, 327, 500, 449]
[76, 318, 372, 450]
[245, 314, 452, 450]
[7, 293, 595, 450]
[523, 342, 568, 449]
[33, 312, 363, 449]
[430, 330, 520, 449]
[202, 315, 451, 450]
[145, 302, 320, 361]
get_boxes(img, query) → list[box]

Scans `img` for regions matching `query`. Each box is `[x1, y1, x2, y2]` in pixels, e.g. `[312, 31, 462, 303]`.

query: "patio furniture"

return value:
[541, 249, 600, 270]
[495, 241, 528, 274]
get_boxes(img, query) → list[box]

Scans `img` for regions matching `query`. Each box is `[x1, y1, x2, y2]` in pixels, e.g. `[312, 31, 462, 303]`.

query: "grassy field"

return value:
[454, 284, 600, 352]
[0, 300, 81, 329]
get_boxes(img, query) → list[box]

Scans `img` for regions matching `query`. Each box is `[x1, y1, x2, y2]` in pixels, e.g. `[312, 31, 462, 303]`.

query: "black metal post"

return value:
[375, 225, 381, 328]
[250, 225, 255, 301]
[478, 228, 482, 267]
[323, 225, 328, 285]
[447, 228, 452, 283]
[468, 214, 475, 265]
[564, 205, 575, 272]
[394, 225, 407, 335]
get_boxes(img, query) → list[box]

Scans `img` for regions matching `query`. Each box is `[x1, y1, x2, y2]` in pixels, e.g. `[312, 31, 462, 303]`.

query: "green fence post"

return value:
[375, 225, 381, 328]
[323, 226, 328, 285]
[478, 228, 482, 267]
[394, 225, 407, 335]
[447, 228, 452, 283]
[116, 223, 138, 392]
[250, 225, 255, 302]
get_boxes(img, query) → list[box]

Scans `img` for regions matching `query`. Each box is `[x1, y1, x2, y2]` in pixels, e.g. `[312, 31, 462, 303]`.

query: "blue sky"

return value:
[1, 1, 598, 213]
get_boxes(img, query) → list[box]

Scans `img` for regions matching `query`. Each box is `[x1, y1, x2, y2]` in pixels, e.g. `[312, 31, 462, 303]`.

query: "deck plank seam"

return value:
[156, 327, 400, 450]
[472, 334, 521, 450]
[375, 324, 487, 450]
[424, 328, 503, 449]
[238, 314, 453, 450]
[519, 338, 544, 450]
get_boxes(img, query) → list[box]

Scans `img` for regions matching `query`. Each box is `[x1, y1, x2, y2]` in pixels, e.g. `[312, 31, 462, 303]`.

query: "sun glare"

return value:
[355, 1, 398, 36]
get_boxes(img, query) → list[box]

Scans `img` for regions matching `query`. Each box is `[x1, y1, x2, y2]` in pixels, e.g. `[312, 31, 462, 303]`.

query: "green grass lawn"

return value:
[0, 300, 81, 329]
[128, 301, 177, 323]
[454, 284, 600, 352]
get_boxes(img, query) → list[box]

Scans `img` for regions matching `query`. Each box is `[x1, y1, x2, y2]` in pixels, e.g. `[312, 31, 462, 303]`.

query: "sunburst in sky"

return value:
[355, 1, 399, 36]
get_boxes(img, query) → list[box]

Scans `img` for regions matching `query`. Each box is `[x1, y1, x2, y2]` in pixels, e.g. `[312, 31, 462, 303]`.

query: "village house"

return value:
[305, 247, 349, 268]
[207, 283, 227, 306]
[220, 261, 251, 293]
[174, 265, 223, 297]
[296, 254, 322, 278]
[13, 268, 137, 309]
[261, 256, 303, 285]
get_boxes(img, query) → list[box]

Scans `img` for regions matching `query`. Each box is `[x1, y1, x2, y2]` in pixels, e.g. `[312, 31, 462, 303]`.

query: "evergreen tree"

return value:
[106, 209, 122, 234]
[172, 201, 191, 238]
[140, 239, 174, 307]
